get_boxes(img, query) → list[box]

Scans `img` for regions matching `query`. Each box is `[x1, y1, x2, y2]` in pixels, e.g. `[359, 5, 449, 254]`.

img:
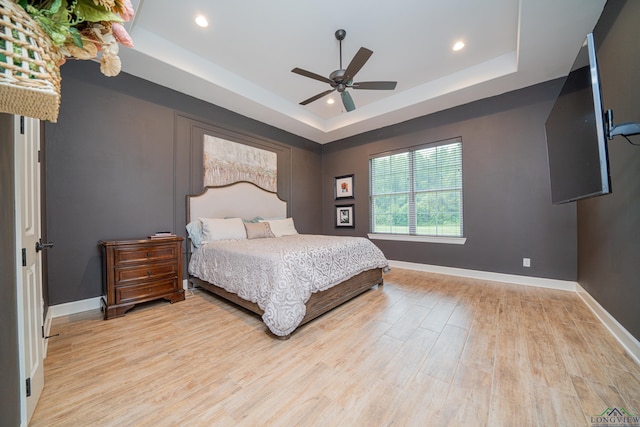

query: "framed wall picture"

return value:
[335, 204, 355, 228]
[334, 174, 354, 199]
[203, 135, 277, 192]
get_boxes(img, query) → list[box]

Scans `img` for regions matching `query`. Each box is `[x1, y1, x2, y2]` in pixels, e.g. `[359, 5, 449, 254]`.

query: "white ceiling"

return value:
[119, 0, 606, 144]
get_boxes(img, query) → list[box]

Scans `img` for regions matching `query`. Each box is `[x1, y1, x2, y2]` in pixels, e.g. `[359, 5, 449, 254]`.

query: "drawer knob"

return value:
[146, 252, 151, 257]
[147, 271, 152, 276]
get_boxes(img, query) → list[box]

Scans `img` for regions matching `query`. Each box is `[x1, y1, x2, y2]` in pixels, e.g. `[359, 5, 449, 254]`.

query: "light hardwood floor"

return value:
[31, 269, 640, 426]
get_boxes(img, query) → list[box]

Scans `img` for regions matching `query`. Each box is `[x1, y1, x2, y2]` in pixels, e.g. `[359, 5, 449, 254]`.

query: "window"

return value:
[369, 138, 463, 238]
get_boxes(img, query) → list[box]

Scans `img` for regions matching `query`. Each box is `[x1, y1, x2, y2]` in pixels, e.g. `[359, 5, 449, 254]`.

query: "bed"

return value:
[186, 182, 389, 338]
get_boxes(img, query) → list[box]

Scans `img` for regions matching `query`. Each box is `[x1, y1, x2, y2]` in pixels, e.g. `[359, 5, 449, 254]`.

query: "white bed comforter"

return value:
[188, 234, 389, 336]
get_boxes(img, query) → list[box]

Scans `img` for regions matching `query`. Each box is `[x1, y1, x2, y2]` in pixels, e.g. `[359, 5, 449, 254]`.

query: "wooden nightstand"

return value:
[99, 236, 185, 319]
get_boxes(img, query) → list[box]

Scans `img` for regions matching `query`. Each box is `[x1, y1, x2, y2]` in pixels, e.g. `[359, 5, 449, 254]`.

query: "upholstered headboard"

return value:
[186, 181, 287, 223]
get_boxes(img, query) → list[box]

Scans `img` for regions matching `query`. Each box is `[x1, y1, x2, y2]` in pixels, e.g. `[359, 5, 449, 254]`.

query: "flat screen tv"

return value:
[544, 33, 611, 204]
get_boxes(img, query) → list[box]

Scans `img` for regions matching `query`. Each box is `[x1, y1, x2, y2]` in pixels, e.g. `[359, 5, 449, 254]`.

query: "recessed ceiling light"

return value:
[453, 41, 465, 51]
[195, 15, 209, 28]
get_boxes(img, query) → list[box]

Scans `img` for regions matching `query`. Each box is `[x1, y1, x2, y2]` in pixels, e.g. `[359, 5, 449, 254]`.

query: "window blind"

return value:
[369, 138, 463, 237]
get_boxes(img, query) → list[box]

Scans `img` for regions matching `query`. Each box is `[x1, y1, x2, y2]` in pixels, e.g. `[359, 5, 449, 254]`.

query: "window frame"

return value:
[368, 137, 465, 244]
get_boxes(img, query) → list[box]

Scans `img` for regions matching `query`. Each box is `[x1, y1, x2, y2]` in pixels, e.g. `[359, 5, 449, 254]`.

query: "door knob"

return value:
[35, 240, 54, 252]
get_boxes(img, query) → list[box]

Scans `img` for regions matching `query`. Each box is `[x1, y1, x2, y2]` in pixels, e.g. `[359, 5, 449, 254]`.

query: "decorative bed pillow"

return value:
[199, 217, 247, 242]
[186, 220, 205, 247]
[260, 217, 298, 237]
[244, 222, 275, 239]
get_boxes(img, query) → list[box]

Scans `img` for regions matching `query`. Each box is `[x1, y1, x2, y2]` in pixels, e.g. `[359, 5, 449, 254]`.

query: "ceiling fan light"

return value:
[453, 41, 465, 51]
[195, 15, 209, 28]
[327, 98, 335, 105]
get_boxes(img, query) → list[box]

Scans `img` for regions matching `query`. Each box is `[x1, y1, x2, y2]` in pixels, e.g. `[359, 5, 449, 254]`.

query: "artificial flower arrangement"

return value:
[18, 0, 134, 76]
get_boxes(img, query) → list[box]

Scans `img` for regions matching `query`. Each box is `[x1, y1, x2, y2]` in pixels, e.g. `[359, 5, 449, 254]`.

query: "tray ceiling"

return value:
[119, 0, 606, 143]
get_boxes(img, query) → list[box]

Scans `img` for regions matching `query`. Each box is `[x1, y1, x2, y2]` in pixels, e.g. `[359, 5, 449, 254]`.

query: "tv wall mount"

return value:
[606, 109, 640, 143]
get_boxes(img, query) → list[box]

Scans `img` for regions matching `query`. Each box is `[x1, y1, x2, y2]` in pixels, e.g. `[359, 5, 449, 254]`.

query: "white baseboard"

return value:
[576, 284, 640, 364]
[390, 260, 639, 364]
[49, 280, 190, 319]
[49, 296, 102, 318]
[388, 260, 577, 291]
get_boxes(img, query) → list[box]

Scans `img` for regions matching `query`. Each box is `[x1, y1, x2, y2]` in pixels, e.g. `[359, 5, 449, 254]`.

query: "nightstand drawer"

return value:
[115, 262, 178, 284]
[113, 244, 178, 265]
[115, 278, 179, 305]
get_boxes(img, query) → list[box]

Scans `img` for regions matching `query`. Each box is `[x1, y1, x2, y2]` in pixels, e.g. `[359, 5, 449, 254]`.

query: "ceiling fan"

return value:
[291, 29, 397, 112]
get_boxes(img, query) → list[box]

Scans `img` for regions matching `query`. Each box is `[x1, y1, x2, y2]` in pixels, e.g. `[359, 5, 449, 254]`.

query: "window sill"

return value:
[368, 233, 467, 245]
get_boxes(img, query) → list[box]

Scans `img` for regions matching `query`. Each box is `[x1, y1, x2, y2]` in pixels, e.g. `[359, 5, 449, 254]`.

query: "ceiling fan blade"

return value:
[343, 47, 373, 83]
[341, 91, 356, 112]
[300, 89, 336, 105]
[291, 68, 334, 85]
[351, 81, 397, 90]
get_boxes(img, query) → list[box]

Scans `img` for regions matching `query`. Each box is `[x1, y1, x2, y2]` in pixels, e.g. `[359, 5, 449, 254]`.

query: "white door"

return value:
[15, 115, 45, 423]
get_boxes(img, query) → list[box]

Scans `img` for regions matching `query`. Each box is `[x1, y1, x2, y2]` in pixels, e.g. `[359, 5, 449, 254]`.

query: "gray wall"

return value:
[0, 114, 21, 426]
[578, 0, 640, 339]
[45, 61, 322, 305]
[40, 1, 639, 344]
[322, 80, 577, 281]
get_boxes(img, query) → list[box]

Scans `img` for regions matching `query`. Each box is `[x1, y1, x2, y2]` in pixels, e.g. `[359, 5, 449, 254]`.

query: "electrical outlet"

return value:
[523, 258, 531, 267]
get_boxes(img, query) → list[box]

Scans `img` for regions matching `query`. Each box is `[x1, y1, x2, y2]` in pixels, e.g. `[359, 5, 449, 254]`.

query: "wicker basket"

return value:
[0, 0, 61, 122]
